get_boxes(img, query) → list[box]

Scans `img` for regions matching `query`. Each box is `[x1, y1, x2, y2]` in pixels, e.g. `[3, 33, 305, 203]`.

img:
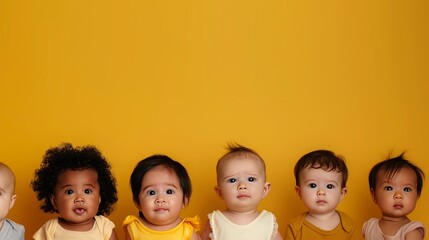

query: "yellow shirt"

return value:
[123, 215, 201, 240]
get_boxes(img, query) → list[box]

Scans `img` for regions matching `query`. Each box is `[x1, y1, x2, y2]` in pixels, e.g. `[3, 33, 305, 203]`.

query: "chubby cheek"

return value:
[406, 195, 418, 206]
[374, 195, 391, 208]
[298, 188, 312, 198]
[138, 197, 152, 210]
[371, 190, 382, 204]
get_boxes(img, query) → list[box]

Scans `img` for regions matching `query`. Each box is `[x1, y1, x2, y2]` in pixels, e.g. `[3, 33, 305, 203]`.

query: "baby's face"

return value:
[295, 167, 346, 216]
[0, 168, 16, 223]
[50, 169, 101, 230]
[215, 155, 270, 213]
[372, 167, 418, 220]
[136, 165, 185, 230]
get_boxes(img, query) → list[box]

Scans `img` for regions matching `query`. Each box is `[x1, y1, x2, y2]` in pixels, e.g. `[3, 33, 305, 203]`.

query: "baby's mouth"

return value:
[155, 208, 168, 212]
[74, 208, 86, 214]
[237, 194, 250, 199]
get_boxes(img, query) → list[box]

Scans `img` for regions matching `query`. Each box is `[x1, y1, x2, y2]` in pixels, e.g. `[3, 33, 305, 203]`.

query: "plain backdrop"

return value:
[1, 1, 428, 239]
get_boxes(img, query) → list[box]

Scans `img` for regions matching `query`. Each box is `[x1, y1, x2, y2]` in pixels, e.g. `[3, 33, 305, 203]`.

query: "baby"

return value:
[362, 153, 425, 239]
[123, 154, 201, 240]
[200, 144, 282, 240]
[0, 162, 25, 239]
[285, 150, 358, 239]
[31, 143, 118, 240]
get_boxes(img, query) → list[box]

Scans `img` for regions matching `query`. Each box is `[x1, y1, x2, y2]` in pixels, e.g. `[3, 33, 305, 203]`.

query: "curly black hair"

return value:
[31, 143, 118, 215]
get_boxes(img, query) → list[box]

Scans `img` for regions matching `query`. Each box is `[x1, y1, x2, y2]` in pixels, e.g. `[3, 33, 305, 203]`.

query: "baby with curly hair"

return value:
[31, 143, 118, 240]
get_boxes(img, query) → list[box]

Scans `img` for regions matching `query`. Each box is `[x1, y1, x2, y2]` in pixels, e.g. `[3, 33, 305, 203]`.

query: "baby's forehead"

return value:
[305, 162, 337, 169]
[304, 164, 339, 171]
[300, 166, 343, 180]
[377, 166, 417, 180]
[0, 166, 15, 190]
[219, 152, 264, 167]
[0, 163, 14, 175]
[301, 166, 342, 176]
[217, 153, 266, 178]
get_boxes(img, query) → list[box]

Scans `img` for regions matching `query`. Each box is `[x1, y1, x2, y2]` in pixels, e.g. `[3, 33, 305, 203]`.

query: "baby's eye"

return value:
[384, 186, 393, 191]
[403, 187, 412, 192]
[65, 189, 74, 195]
[327, 184, 335, 189]
[248, 177, 256, 182]
[308, 183, 317, 188]
[166, 189, 174, 194]
[227, 178, 237, 183]
[84, 189, 93, 194]
[147, 190, 156, 196]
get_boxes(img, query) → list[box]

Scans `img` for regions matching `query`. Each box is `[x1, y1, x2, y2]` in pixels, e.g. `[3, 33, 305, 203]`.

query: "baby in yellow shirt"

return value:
[123, 154, 201, 240]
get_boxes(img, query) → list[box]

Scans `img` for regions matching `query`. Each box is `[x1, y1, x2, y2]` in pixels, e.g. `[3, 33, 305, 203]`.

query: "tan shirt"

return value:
[285, 211, 359, 240]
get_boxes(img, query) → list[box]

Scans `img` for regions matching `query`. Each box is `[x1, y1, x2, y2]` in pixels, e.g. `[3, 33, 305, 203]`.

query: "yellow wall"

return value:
[1, 1, 428, 239]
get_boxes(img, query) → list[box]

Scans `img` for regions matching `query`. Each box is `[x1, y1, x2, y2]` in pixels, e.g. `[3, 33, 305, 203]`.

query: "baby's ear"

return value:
[339, 187, 348, 201]
[9, 194, 16, 209]
[295, 186, 301, 197]
[214, 186, 223, 199]
[133, 199, 141, 211]
[263, 182, 271, 198]
[49, 195, 57, 210]
[370, 188, 377, 203]
[182, 197, 189, 208]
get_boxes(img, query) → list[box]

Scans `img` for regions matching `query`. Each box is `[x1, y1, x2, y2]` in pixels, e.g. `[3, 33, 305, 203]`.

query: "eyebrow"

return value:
[59, 183, 97, 189]
[142, 183, 179, 191]
[380, 180, 416, 186]
[222, 172, 259, 179]
[303, 178, 339, 185]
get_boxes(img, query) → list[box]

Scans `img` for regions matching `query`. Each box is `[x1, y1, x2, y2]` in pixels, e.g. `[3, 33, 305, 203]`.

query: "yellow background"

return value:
[1, 1, 428, 239]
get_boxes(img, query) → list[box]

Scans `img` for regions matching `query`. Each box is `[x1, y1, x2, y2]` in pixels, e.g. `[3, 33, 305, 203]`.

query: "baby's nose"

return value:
[317, 190, 326, 196]
[394, 192, 403, 199]
[238, 182, 247, 190]
[155, 198, 167, 204]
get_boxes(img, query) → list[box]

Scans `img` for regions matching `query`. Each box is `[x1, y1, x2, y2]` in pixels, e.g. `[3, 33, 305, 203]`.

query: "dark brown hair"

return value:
[369, 152, 425, 196]
[294, 149, 349, 188]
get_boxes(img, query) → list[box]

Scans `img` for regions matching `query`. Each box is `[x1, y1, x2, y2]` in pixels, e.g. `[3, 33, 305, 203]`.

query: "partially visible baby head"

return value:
[0, 162, 17, 225]
[0, 163, 15, 195]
